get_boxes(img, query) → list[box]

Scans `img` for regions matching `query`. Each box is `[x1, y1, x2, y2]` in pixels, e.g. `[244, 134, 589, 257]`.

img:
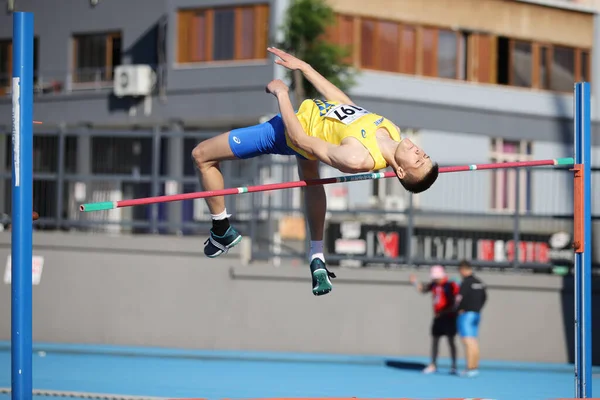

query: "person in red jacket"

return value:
[410, 265, 460, 374]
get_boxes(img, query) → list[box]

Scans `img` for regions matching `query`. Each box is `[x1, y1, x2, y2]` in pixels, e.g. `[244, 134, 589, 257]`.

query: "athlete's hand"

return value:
[267, 47, 308, 71]
[265, 79, 289, 97]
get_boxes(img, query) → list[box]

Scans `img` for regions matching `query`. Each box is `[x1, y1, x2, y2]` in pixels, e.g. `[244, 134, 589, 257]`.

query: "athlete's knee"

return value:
[192, 139, 219, 170]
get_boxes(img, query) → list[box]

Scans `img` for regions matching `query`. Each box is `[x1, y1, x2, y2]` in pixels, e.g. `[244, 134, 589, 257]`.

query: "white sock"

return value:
[310, 240, 325, 262]
[211, 209, 230, 220]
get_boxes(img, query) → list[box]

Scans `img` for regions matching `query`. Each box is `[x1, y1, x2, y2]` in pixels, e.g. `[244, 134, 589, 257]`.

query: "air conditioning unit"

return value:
[113, 65, 156, 98]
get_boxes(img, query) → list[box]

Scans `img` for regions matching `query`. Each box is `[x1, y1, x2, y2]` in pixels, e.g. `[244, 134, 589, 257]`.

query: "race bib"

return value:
[325, 104, 371, 125]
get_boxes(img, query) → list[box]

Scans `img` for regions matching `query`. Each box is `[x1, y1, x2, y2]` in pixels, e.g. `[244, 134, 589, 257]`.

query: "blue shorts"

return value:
[457, 311, 481, 338]
[228, 115, 305, 159]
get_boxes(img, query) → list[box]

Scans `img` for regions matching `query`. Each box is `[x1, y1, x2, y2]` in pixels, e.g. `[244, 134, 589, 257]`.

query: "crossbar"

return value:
[79, 158, 573, 212]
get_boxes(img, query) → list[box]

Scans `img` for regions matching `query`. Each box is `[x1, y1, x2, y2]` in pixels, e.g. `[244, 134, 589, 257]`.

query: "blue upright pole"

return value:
[580, 81, 593, 399]
[574, 81, 592, 398]
[11, 11, 34, 400]
[574, 82, 583, 398]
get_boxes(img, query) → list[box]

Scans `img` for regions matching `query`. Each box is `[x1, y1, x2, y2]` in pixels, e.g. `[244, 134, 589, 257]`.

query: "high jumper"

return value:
[192, 47, 439, 296]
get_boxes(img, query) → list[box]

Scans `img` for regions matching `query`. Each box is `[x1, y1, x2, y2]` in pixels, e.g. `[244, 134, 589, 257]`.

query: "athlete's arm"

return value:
[268, 47, 354, 105]
[301, 64, 354, 105]
[266, 80, 368, 173]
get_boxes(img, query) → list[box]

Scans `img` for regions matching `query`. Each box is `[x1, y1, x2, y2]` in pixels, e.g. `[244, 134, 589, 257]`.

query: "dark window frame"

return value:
[72, 31, 122, 85]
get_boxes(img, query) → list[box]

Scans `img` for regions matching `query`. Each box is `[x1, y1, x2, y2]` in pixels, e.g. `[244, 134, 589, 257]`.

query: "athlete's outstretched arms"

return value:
[266, 79, 368, 174]
[267, 47, 354, 105]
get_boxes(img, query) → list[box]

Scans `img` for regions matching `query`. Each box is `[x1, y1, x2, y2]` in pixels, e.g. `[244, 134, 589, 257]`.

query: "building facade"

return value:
[0, 0, 597, 267]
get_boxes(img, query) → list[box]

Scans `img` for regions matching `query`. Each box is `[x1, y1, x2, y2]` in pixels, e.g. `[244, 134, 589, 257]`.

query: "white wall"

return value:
[352, 71, 578, 120]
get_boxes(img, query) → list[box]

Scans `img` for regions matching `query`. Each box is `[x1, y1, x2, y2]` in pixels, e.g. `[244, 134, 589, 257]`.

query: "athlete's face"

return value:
[393, 139, 433, 181]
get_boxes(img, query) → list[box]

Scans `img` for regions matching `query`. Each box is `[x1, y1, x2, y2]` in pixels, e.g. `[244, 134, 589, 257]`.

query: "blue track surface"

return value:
[0, 342, 598, 399]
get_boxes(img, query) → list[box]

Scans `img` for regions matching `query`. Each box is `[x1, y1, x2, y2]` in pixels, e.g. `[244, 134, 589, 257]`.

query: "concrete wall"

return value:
[351, 75, 597, 146]
[0, 231, 598, 365]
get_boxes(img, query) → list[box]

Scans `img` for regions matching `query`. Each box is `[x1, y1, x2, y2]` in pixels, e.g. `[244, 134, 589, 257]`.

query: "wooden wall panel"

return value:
[326, 0, 593, 48]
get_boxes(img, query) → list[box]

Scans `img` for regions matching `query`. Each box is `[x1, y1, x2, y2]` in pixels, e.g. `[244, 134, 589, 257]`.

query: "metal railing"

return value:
[0, 128, 596, 272]
[0, 65, 166, 96]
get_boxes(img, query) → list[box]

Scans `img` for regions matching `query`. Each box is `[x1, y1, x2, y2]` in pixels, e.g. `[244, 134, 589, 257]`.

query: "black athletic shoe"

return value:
[204, 226, 242, 258]
[310, 258, 336, 296]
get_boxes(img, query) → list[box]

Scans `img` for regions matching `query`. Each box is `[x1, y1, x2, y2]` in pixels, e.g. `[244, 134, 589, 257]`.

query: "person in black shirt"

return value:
[456, 260, 487, 377]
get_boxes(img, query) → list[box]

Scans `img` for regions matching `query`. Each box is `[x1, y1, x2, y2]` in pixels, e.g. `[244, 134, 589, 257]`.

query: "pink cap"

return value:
[430, 265, 446, 280]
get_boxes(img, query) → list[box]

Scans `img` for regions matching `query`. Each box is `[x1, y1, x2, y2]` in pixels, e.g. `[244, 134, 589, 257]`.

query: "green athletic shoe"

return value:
[204, 226, 242, 258]
[310, 258, 336, 296]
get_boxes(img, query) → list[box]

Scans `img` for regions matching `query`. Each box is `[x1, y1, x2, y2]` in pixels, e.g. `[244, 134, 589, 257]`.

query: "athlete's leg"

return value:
[192, 115, 294, 258]
[192, 132, 236, 216]
[192, 132, 242, 257]
[297, 159, 326, 252]
[297, 158, 335, 296]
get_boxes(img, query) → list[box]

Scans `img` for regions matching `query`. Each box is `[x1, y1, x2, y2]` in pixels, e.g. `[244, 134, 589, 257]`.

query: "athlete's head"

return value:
[393, 138, 438, 194]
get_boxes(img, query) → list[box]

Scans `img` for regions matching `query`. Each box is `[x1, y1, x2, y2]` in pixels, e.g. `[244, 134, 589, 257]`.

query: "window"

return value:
[356, 18, 463, 79]
[401, 26, 417, 74]
[360, 19, 376, 69]
[356, 18, 411, 73]
[468, 34, 494, 83]
[539, 45, 550, 90]
[421, 28, 437, 77]
[510, 41, 533, 87]
[437, 30, 459, 79]
[355, 21, 462, 79]
[327, 14, 591, 92]
[178, 4, 269, 64]
[490, 138, 532, 213]
[419, 28, 462, 79]
[379, 21, 400, 72]
[0, 38, 39, 95]
[0, 40, 10, 90]
[503, 40, 588, 92]
[581, 50, 590, 82]
[550, 46, 575, 92]
[73, 32, 122, 84]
